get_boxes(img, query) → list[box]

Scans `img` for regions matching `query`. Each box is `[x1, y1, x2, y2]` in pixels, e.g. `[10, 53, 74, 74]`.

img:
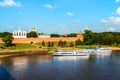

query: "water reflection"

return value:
[88, 52, 111, 63]
[0, 60, 1, 64]
[53, 53, 112, 62]
[93, 52, 111, 58]
[13, 58, 28, 66]
[53, 56, 89, 61]
[0, 51, 120, 80]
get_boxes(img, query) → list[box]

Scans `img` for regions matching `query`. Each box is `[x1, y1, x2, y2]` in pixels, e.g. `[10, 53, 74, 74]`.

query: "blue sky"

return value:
[0, 0, 120, 33]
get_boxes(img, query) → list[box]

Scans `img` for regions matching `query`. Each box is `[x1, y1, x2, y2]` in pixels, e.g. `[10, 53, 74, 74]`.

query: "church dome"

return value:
[31, 27, 36, 32]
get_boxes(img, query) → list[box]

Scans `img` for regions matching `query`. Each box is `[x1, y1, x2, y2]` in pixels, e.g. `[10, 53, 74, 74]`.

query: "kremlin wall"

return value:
[0, 33, 83, 44]
[0, 28, 83, 44]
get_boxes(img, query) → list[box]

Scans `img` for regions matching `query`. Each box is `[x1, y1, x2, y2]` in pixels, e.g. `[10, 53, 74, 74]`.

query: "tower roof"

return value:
[13, 27, 26, 33]
[78, 30, 82, 34]
[31, 27, 36, 32]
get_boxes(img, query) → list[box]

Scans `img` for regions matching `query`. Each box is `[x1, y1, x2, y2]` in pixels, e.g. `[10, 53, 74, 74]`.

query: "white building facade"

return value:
[38, 34, 50, 38]
[13, 28, 27, 38]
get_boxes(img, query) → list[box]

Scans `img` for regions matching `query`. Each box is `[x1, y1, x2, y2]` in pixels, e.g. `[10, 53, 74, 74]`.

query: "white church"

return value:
[13, 27, 50, 38]
[13, 28, 27, 38]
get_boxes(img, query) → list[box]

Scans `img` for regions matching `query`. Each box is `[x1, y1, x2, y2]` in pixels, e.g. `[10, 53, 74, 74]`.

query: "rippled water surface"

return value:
[0, 51, 120, 80]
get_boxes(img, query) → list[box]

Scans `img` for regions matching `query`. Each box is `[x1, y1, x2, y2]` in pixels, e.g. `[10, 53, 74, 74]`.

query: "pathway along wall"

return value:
[0, 37, 83, 44]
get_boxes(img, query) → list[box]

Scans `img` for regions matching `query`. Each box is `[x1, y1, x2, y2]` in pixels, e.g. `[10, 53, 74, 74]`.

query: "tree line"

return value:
[41, 40, 75, 47]
[50, 33, 77, 37]
[83, 30, 120, 45]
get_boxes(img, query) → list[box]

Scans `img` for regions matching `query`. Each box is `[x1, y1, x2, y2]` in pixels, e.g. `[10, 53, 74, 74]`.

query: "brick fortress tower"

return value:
[77, 31, 83, 40]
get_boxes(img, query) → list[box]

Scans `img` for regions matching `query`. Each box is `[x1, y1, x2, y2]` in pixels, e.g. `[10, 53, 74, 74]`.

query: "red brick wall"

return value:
[0, 36, 83, 43]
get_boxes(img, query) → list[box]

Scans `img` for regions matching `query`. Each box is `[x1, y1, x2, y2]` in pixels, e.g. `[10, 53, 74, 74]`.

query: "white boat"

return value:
[84, 47, 112, 54]
[95, 48, 112, 53]
[83, 48, 95, 53]
[53, 50, 89, 56]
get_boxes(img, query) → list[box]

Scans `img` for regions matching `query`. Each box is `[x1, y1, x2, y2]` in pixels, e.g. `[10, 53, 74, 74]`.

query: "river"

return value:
[0, 50, 120, 80]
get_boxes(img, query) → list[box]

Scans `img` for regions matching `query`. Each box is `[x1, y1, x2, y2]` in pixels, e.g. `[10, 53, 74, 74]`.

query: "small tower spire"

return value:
[18, 27, 21, 31]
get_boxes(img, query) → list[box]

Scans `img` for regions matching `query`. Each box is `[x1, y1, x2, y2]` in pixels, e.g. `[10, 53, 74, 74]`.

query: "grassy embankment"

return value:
[0, 43, 47, 58]
[1, 42, 120, 58]
[1, 42, 120, 51]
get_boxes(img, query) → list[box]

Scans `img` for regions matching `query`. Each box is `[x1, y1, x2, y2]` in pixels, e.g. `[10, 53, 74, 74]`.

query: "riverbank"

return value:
[106, 47, 120, 50]
[0, 49, 49, 58]
[0, 46, 120, 58]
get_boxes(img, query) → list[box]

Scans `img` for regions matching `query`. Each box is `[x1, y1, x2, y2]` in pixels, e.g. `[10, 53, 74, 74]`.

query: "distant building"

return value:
[30, 27, 36, 32]
[38, 34, 50, 38]
[63, 33, 67, 37]
[13, 28, 27, 38]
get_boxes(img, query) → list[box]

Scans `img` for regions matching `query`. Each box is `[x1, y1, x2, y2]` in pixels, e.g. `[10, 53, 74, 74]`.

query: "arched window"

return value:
[17, 32, 18, 36]
[19, 32, 21, 36]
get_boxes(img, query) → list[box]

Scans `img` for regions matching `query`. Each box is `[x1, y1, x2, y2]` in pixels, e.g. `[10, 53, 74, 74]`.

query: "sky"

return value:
[0, 0, 120, 34]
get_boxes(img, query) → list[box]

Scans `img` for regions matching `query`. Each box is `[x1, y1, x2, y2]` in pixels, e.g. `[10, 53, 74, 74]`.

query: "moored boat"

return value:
[84, 47, 112, 54]
[53, 50, 89, 56]
[95, 48, 112, 53]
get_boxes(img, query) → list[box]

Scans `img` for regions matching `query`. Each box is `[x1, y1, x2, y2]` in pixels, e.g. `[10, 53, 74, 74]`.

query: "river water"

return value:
[0, 50, 120, 80]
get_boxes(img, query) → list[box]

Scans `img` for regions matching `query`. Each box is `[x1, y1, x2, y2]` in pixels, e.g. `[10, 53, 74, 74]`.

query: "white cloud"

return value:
[106, 28, 115, 32]
[0, 0, 21, 7]
[67, 12, 74, 16]
[59, 24, 67, 29]
[116, 0, 120, 3]
[101, 19, 108, 25]
[102, 16, 120, 25]
[44, 4, 53, 9]
[116, 7, 120, 15]
[109, 17, 120, 25]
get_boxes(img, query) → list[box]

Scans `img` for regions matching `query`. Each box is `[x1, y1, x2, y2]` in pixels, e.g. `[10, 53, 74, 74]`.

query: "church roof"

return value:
[13, 28, 26, 33]
[31, 27, 36, 32]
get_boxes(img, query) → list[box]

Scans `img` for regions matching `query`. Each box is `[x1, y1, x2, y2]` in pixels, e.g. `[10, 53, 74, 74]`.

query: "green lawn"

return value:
[75, 45, 97, 49]
[9, 44, 38, 50]
[110, 44, 120, 48]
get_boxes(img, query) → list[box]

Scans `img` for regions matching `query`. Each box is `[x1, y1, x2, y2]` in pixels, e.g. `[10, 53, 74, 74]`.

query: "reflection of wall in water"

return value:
[54, 56, 89, 61]
[0, 60, 1, 64]
[13, 58, 28, 66]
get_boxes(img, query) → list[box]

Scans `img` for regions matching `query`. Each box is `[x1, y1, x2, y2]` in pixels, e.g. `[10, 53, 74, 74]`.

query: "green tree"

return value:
[48, 41, 51, 47]
[93, 33, 101, 45]
[58, 40, 62, 47]
[67, 33, 77, 37]
[83, 30, 94, 45]
[69, 42, 74, 47]
[0, 32, 12, 38]
[103, 33, 113, 45]
[27, 31, 38, 38]
[75, 39, 83, 46]
[50, 34, 60, 37]
[51, 41, 54, 47]
[2, 35, 14, 47]
[42, 41, 45, 46]
[96, 33, 104, 45]
[114, 35, 120, 44]
[63, 41, 67, 46]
